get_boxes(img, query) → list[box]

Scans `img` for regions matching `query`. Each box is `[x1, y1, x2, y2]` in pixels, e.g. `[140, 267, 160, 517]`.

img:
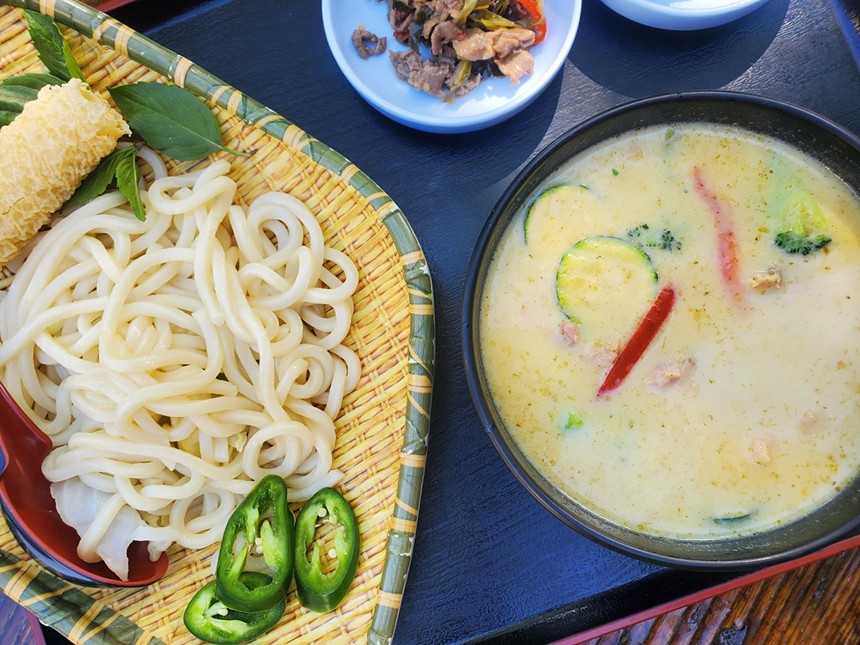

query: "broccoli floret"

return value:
[656, 229, 681, 251]
[625, 224, 649, 241]
[774, 231, 831, 255]
[772, 190, 831, 256]
[625, 224, 681, 252]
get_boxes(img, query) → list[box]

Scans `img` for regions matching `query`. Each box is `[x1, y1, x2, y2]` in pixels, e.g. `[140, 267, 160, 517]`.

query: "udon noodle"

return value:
[0, 153, 360, 579]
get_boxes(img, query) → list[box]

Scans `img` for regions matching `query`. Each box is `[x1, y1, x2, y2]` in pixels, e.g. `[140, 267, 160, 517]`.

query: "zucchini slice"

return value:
[556, 236, 658, 342]
[524, 184, 590, 244]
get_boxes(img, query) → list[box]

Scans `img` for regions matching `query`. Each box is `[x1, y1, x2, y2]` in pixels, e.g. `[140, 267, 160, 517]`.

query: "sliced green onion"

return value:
[458, 0, 480, 24]
[471, 10, 518, 30]
[562, 412, 584, 431]
[448, 60, 473, 93]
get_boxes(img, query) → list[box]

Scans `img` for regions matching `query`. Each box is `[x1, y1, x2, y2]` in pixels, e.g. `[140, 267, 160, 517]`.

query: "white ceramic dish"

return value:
[322, 0, 581, 134]
[600, 0, 773, 31]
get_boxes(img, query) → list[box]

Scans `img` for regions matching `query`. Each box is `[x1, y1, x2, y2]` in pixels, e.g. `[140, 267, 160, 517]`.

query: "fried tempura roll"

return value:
[0, 78, 130, 266]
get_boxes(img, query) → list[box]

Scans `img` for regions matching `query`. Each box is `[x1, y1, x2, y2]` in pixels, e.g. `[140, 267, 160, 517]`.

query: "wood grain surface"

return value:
[578, 547, 860, 645]
[2, 546, 859, 643]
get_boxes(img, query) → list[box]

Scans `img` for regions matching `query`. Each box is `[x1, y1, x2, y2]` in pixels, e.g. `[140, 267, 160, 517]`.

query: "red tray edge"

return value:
[555, 535, 860, 644]
[91, 0, 139, 12]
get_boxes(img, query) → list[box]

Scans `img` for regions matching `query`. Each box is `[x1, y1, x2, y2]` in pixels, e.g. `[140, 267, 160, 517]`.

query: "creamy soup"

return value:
[479, 123, 860, 538]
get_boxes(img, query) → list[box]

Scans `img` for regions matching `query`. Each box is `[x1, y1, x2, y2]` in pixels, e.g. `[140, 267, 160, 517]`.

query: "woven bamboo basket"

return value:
[0, 1, 434, 643]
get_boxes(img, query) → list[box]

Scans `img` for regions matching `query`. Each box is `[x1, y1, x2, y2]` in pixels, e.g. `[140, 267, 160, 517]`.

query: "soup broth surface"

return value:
[479, 123, 860, 537]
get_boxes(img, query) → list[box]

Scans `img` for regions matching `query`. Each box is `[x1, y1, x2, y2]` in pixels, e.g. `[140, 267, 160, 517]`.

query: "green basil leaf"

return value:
[0, 67, 68, 127]
[0, 109, 19, 127]
[109, 82, 246, 161]
[1, 72, 65, 89]
[66, 146, 129, 208]
[23, 10, 84, 82]
[115, 147, 146, 221]
[0, 83, 39, 112]
[62, 44, 82, 81]
[0, 72, 65, 121]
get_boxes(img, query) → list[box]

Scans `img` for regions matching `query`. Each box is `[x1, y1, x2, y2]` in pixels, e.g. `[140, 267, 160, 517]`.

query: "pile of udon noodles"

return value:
[0, 151, 360, 580]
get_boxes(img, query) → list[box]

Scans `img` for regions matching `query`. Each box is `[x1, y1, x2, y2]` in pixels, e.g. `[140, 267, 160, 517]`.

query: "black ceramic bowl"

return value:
[462, 91, 860, 570]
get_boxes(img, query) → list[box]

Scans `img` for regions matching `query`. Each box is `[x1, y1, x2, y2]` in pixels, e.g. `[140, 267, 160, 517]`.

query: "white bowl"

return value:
[600, 0, 772, 31]
[321, 0, 581, 134]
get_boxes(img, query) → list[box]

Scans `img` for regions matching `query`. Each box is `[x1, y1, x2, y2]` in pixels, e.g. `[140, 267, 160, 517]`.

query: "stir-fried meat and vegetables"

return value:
[353, 27, 388, 59]
[360, 0, 546, 100]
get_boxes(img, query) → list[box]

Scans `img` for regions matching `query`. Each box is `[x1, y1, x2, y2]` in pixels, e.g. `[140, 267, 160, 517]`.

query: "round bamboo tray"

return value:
[0, 1, 435, 643]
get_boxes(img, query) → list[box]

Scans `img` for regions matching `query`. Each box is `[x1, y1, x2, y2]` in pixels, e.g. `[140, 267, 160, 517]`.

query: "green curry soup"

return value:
[479, 123, 860, 538]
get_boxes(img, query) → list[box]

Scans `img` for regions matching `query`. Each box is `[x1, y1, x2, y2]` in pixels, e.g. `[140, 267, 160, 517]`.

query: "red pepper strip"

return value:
[597, 286, 676, 398]
[519, 0, 547, 44]
[692, 165, 742, 299]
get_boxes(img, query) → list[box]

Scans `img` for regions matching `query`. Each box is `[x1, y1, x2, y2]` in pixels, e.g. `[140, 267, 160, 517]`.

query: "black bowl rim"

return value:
[462, 89, 860, 571]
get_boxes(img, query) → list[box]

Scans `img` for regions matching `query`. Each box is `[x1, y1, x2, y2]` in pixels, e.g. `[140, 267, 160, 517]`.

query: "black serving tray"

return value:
[102, 1, 860, 643]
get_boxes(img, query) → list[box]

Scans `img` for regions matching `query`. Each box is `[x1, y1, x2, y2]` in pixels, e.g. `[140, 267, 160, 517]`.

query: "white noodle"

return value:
[0, 159, 360, 578]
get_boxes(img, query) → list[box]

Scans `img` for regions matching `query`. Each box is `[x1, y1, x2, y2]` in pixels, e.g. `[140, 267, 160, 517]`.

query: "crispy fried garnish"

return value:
[0, 78, 130, 267]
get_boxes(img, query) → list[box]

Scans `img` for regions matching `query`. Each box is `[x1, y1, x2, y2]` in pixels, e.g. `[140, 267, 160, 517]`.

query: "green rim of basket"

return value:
[0, 1, 435, 643]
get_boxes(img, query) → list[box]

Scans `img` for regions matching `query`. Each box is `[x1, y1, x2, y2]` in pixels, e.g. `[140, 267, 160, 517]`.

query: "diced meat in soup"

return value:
[748, 265, 782, 291]
[801, 410, 818, 430]
[559, 320, 579, 346]
[587, 344, 620, 368]
[647, 356, 695, 388]
[751, 437, 772, 465]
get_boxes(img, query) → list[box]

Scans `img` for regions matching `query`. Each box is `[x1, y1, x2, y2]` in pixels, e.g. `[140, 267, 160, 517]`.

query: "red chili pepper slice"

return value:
[519, 0, 546, 44]
[597, 285, 676, 398]
[692, 166, 742, 300]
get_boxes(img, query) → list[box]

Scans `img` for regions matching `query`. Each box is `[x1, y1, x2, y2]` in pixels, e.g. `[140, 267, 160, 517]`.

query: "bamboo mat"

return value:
[0, 1, 435, 643]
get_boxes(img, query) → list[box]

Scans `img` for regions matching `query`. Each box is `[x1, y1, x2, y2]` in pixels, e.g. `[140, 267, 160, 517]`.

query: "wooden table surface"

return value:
[576, 544, 860, 644]
[2, 542, 858, 643]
